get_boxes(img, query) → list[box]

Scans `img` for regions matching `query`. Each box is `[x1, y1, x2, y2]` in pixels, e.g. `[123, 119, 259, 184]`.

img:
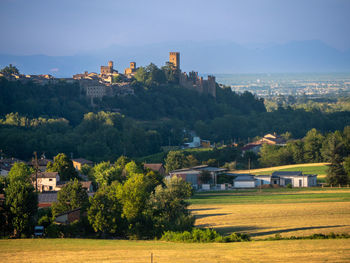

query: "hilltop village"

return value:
[0, 52, 217, 103]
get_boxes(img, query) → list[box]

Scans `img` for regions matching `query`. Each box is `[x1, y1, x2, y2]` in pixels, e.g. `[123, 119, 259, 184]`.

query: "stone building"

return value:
[100, 61, 118, 75]
[179, 71, 216, 97]
[169, 52, 180, 69]
[168, 52, 216, 97]
[124, 62, 137, 75]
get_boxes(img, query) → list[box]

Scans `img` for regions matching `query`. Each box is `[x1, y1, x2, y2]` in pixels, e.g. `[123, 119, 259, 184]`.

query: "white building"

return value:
[34, 172, 60, 192]
[233, 174, 256, 188]
[255, 171, 317, 187]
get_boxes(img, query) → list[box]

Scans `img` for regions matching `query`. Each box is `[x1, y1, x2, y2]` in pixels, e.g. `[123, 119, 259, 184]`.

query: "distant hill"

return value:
[1, 40, 349, 77]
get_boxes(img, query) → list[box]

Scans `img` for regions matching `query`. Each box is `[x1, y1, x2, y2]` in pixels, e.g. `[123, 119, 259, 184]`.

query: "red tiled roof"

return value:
[144, 163, 164, 171]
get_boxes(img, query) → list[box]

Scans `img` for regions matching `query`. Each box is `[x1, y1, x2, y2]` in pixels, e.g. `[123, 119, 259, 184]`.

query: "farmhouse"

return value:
[33, 172, 60, 192]
[32, 171, 94, 193]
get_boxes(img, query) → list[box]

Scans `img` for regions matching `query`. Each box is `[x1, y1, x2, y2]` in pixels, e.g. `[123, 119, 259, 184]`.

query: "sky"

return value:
[1, 0, 350, 56]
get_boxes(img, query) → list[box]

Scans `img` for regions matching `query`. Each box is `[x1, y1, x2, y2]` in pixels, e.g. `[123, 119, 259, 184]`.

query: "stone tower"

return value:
[130, 62, 136, 69]
[108, 61, 113, 68]
[169, 52, 180, 69]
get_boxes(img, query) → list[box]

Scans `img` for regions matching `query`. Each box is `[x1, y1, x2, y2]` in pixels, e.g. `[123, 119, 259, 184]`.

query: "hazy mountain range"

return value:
[0, 40, 349, 77]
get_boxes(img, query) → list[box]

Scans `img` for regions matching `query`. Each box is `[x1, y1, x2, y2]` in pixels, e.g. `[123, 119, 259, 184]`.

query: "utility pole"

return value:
[248, 157, 251, 173]
[33, 152, 39, 192]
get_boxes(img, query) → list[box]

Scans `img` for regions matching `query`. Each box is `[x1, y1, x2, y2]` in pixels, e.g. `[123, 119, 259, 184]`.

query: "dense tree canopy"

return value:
[51, 179, 89, 217]
[5, 164, 37, 237]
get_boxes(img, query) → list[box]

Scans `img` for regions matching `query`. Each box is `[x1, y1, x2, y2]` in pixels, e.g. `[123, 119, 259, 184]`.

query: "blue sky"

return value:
[1, 0, 350, 55]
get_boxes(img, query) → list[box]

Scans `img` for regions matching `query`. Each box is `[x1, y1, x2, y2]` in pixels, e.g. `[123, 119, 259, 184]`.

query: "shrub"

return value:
[160, 228, 250, 243]
[286, 183, 293, 188]
[45, 224, 62, 238]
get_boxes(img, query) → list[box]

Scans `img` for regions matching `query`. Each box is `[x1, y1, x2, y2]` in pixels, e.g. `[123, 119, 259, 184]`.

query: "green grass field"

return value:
[189, 188, 350, 205]
[1, 238, 349, 263]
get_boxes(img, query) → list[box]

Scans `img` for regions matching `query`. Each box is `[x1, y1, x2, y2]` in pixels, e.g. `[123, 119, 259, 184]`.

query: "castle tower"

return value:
[169, 52, 180, 69]
[108, 61, 113, 69]
[130, 62, 136, 69]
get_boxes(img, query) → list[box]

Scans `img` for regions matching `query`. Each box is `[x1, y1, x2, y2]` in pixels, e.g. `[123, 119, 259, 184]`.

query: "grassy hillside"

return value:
[231, 163, 330, 175]
[0, 239, 349, 263]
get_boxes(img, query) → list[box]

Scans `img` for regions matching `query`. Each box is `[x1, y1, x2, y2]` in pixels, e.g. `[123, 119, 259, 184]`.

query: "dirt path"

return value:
[229, 163, 330, 174]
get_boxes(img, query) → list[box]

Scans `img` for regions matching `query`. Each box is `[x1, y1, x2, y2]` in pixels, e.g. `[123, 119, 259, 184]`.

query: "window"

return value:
[49, 186, 53, 190]
[299, 179, 302, 187]
[49, 179, 52, 181]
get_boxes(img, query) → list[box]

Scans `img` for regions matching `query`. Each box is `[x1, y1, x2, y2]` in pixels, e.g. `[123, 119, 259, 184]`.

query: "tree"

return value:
[8, 162, 32, 185]
[303, 128, 324, 162]
[146, 176, 194, 236]
[199, 170, 212, 184]
[161, 62, 180, 84]
[51, 179, 89, 217]
[259, 144, 283, 167]
[47, 153, 78, 181]
[5, 180, 37, 237]
[88, 182, 125, 236]
[116, 173, 154, 238]
[115, 155, 130, 169]
[134, 67, 148, 84]
[186, 155, 199, 167]
[117, 173, 151, 222]
[322, 132, 348, 185]
[93, 161, 122, 186]
[343, 156, 350, 183]
[165, 151, 186, 173]
[287, 140, 305, 164]
[0, 64, 19, 75]
[80, 164, 93, 179]
[123, 161, 143, 178]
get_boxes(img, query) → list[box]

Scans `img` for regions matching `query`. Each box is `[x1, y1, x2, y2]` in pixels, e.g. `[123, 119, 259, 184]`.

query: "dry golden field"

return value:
[1, 188, 350, 262]
[0, 238, 349, 263]
[191, 188, 350, 239]
[192, 202, 350, 238]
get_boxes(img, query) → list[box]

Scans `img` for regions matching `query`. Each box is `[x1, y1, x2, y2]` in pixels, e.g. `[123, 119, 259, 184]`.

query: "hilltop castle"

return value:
[168, 52, 216, 97]
[71, 51, 216, 101]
